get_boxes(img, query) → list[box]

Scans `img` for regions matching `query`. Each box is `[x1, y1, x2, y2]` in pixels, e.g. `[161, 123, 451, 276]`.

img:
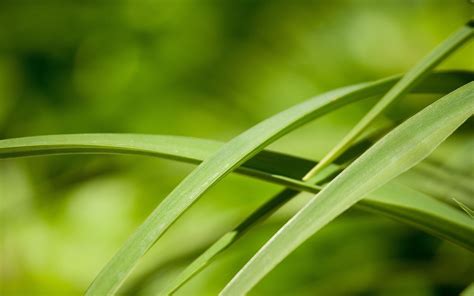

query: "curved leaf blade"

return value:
[3, 72, 473, 293]
[87, 85, 377, 294]
[304, 20, 474, 179]
[1, 133, 473, 294]
[221, 82, 474, 295]
[2, 133, 472, 250]
[0, 134, 319, 193]
[84, 71, 474, 295]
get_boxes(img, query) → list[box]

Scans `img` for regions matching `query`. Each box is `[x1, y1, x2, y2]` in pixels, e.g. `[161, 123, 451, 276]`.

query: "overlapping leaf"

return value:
[221, 82, 474, 295]
[76, 71, 471, 295]
[1, 71, 472, 295]
[39, 71, 474, 295]
[2, 131, 473, 295]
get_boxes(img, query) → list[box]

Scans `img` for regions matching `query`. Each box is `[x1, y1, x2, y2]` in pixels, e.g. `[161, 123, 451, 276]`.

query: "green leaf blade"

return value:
[304, 21, 474, 179]
[83, 77, 387, 296]
[84, 72, 473, 295]
[3, 132, 473, 294]
[1, 71, 471, 295]
[221, 82, 474, 295]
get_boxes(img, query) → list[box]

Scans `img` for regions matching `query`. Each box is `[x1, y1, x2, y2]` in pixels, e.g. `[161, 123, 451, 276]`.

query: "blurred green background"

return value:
[1, 1, 473, 295]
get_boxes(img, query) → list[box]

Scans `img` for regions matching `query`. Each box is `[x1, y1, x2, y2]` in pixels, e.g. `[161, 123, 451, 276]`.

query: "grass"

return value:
[303, 20, 473, 179]
[3, 130, 473, 294]
[221, 81, 474, 295]
[1, 20, 473, 296]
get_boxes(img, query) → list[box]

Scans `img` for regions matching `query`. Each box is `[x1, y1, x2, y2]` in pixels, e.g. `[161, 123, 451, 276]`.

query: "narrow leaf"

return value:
[221, 82, 474, 295]
[0, 134, 319, 193]
[1, 71, 471, 295]
[83, 71, 473, 295]
[1, 133, 473, 295]
[1, 132, 472, 254]
[303, 20, 474, 179]
[158, 129, 385, 295]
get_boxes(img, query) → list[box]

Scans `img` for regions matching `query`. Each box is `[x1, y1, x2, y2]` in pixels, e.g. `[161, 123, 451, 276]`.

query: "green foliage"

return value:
[1, 3, 473, 295]
[85, 70, 474, 295]
[3, 129, 473, 295]
[2, 72, 473, 295]
[304, 21, 473, 179]
[221, 82, 474, 295]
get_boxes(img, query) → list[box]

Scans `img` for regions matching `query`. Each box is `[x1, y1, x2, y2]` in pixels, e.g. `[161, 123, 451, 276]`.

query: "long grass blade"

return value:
[2, 132, 472, 251]
[303, 20, 474, 180]
[157, 125, 389, 295]
[83, 71, 473, 295]
[158, 172, 339, 295]
[1, 71, 471, 295]
[0, 134, 320, 193]
[2, 134, 473, 293]
[221, 82, 474, 295]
